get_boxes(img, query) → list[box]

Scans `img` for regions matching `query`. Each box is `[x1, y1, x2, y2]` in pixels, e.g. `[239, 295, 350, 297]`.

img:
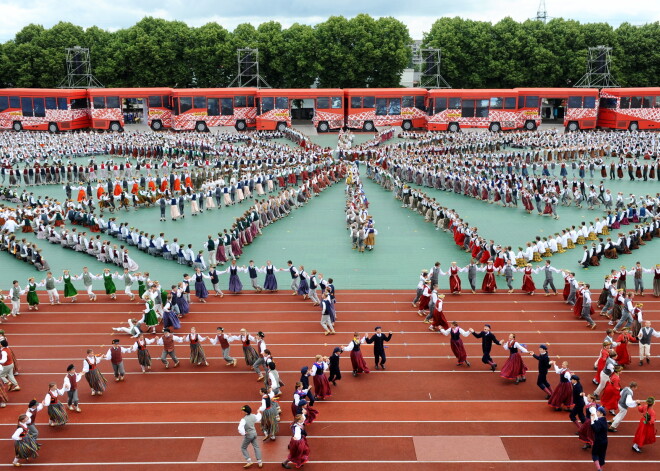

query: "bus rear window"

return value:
[71, 98, 87, 110]
[179, 97, 192, 113]
[261, 97, 274, 113]
[567, 96, 582, 108]
[93, 96, 105, 109]
[525, 96, 539, 108]
[275, 97, 288, 109]
[148, 96, 163, 108]
[316, 97, 330, 109]
[583, 96, 596, 109]
[415, 95, 425, 110]
[332, 97, 342, 109]
[106, 96, 120, 109]
[350, 97, 362, 108]
[504, 97, 517, 109]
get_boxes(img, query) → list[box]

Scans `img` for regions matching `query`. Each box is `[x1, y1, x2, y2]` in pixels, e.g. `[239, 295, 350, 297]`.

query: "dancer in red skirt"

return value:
[500, 334, 529, 384]
[281, 415, 309, 469]
[577, 393, 599, 450]
[343, 333, 370, 376]
[481, 260, 497, 293]
[548, 360, 574, 411]
[593, 342, 612, 386]
[600, 366, 623, 414]
[417, 279, 432, 316]
[429, 294, 449, 331]
[439, 321, 471, 366]
[448, 262, 462, 294]
[309, 355, 332, 399]
[632, 397, 656, 453]
[521, 264, 537, 295]
[614, 327, 635, 366]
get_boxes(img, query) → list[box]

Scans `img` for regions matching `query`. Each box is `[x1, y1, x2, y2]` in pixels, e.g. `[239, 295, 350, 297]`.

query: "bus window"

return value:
[261, 97, 274, 113]
[476, 99, 489, 117]
[21, 97, 33, 117]
[93, 96, 106, 109]
[350, 96, 362, 109]
[583, 96, 596, 109]
[518, 97, 524, 109]
[655, 96, 660, 108]
[221, 98, 233, 116]
[45, 97, 57, 110]
[461, 99, 475, 118]
[106, 96, 120, 108]
[179, 97, 192, 114]
[415, 95, 425, 111]
[643, 96, 654, 108]
[235, 96, 247, 107]
[525, 96, 540, 108]
[363, 96, 375, 108]
[275, 97, 288, 109]
[620, 96, 630, 109]
[0, 96, 7, 112]
[375, 98, 387, 115]
[389, 98, 401, 115]
[193, 96, 206, 109]
[504, 97, 517, 109]
[630, 96, 642, 109]
[148, 96, 162, 108]
[402, 96, 413, 108]
[33, 98, 45, 117]
[567, 96, 582, 108]
[58, 97, 68, 110]
[247, 96, 254, 107]
[490, 97, 503, 109]
[163, 96, 172, 109]
[599, 98, 617, 109]
[9, 96, 19, 108]
[207, 98, 219, 116]
[449, 97, 461, 109]
[316, 97, 330, 109]
[434, 97, 447, 113]
[172, 98, 179, 115]
[332, 97, 342, 109]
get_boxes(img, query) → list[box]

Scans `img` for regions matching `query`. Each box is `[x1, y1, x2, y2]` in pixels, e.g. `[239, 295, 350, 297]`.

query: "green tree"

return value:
[186, 23, 234, 87]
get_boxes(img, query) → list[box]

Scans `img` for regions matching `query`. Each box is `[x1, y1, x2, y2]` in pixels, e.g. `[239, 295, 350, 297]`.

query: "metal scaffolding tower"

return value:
[574, 46, 619, 88]
[536, 0, 548, 23]
[419, 48, 451, 89]
[59, 46, 103, 88]
[228, 48, 271, 88]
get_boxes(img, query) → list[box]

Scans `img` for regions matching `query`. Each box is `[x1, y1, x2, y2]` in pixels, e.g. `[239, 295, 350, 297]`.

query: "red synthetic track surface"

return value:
[0, 290, 658, 470]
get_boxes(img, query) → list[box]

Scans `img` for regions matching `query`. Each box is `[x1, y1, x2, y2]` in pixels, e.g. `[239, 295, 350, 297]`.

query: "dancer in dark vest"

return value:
[470, 324, 501, 372]
[343, 333, 370, 376]
[104, 339, 131, 381]
[364, 326, 392, 370]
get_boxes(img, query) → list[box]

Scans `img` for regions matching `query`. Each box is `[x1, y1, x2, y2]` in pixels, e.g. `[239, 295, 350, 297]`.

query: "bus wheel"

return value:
[489, 122, 501, 132]
[235, 120, 247, 131]
[628, 121, 639, 131]
[276, 122, 287, 132]
[109, 122, 122, 132]
[448, 122, 460, 132]
[401, 120, 412, 131]
[317, 121, 329, 133]
[363, 121, 375, 132]
[524, 120, 536, 131]
[150, 120, 163, 131]
[195, 121, 208, 132]
[567, 121, 579, 132]
[12, 122, 22, 132]
[48, 123, 59, 133]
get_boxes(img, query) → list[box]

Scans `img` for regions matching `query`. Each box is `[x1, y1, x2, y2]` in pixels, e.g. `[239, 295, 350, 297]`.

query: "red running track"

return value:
[0, 290, 658, 470]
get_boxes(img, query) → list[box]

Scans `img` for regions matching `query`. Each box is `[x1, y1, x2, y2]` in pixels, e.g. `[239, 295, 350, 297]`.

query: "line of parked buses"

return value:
[1, 86, 659, 134]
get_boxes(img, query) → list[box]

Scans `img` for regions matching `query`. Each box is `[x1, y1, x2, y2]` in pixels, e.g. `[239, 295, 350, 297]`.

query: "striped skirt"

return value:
[261, 406, 279, 436]
[48, 403, 68, 426]
[14, 436, 39, 460]
[190, 344, 207, 364]
[85, 369, 107, 393]
[242, 346, 259, 366]
[137, 349, 152, 368]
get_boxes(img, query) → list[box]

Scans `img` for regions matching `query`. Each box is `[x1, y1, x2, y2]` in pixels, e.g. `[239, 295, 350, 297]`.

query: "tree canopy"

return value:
[0, 15, 657, 89]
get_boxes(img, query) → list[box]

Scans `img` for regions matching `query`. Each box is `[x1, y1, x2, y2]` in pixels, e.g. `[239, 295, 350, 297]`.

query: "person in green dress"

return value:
[25, 278, 40, 311]
[62, 270, 78, 303]
[141, 294, 158, 333]
[137, 272, 148, 299]
[0, 292, 11, 321]
[102, 269, 117, 300]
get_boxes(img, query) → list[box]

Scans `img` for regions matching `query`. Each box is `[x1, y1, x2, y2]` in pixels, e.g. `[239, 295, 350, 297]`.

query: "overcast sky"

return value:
[1, 0, 658, 42]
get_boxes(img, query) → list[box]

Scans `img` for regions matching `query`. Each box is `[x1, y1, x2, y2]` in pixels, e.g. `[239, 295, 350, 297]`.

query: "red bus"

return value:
[597, 88, 660, 131]
[255, 89, 344, 132]
[171, 88, 258, 132]
[426, 89, 524, 132]
[344, 88, 427, 131]
[515, 88, 599, 131]
[0, 88, 89, 132]
[88, 87, 172, 131]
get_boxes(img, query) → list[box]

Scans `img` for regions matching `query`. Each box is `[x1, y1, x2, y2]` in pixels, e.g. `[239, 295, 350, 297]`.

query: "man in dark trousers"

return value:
[568, 375, 585, 428]
[468, 324, 500, 371]
[590, 406, 609, 470]
[531, 345, 553, 399]
[364, 326, 392, 370]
